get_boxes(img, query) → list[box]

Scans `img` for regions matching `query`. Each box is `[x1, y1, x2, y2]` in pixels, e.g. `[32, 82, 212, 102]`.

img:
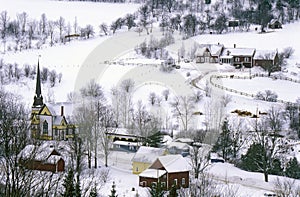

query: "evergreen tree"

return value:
[149, 181, 165, 197]
[285, 157, 300, 179]
[145, 131, 163, 148]
[109, 182, 118, 197]
[89, 184, 97, 197]
[212, 119, 233, 161]
[62, 168, 75, 197]
[255, 0, 273, 32]
[168, 184, 178, 197]
[240, 143, 265, 172]
[269, 158, 283, 176]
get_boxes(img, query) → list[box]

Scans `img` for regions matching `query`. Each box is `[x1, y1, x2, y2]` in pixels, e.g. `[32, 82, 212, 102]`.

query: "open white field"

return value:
[0, 0, 140, 28]
[220, 77, 300, 103]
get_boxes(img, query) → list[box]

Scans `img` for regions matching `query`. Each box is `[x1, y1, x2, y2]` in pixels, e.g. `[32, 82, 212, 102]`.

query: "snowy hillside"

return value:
[1, 0, 300, 196]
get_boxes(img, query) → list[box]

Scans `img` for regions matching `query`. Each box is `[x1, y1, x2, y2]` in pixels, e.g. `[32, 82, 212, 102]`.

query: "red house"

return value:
[139, 154, 190, 190]
[19, 143, 65, 173]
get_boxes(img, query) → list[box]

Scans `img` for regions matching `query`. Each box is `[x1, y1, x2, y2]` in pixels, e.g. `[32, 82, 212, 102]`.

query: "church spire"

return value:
[33, 59, 43, 107]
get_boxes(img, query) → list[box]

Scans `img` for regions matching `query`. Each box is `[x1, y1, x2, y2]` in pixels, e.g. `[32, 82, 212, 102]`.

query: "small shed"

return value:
[268, 19, 282, 29]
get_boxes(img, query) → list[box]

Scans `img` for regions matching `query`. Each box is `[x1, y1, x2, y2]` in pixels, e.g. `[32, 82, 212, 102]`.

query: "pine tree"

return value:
[269, 158, 283, 176]
[168, 184, 178, 197]
[212, 119, 233, 161]
[285, 157, 300, 179]
[62, 168, 75, 197]
[240, 143, 265, 172]
[109, 182, 118, 197]
[148, 181, 165, 197]
[145, 131, 163, 148]
[89, 184, 97, 197]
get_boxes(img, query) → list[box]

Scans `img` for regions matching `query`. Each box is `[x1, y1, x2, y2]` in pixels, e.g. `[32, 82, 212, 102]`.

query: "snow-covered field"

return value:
[0, 0, 140, 28]
[1, 0, 300, 196]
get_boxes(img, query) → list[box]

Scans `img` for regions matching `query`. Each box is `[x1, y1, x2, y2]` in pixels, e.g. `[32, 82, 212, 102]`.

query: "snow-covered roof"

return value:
[196, 44, 224, 56]
[151, 154, 190, 173]
[47, 102, 75, 117]
[174, 138, 193, 144]
[254, 50, 277, 60]
[221, 47, 255, 57]
[139, 169, 166, 178]
[113, 140, 138, 146]
[167, 142, 190, 150]
[46, 155, 63, 164]
[131, 146, 166, 163]
[18, 141, 64, 162]
[53, 116, 65, 125]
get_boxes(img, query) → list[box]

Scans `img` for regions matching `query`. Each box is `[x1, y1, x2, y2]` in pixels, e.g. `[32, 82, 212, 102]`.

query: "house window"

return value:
[161, 182, 166, 188]
[136, 167, 139, 172]
[182, 178, 186, 185]
[43, 120, 48, 134]
[55, 129, 58, 136]
[152, 182, 157, 187]
[174, 179, 178, 186]
[235, 57, 240, 62]
[245, 57, 249, 62]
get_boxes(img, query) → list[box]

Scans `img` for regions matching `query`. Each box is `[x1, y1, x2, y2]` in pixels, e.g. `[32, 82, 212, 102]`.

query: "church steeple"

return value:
[33, 60, 44, 107]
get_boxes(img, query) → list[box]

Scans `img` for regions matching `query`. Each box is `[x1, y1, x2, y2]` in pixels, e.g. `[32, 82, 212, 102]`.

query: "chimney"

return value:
[234, 44, 236, 48]
[61, 106, 64, 116]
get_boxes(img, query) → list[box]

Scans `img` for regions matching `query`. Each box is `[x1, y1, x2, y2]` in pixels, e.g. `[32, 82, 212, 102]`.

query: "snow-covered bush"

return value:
[255, 90, 278, 102]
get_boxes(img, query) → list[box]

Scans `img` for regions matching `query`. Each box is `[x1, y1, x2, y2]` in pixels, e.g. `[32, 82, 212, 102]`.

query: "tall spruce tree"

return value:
[240, 143, 265, 172]
[62, 168, 75, 197]
[255, 0, 273, 32]
[213, 119, 233, 161]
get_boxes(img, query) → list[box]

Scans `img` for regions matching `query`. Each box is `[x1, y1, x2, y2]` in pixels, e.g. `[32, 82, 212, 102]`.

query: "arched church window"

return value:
[43, 120, 48, 134]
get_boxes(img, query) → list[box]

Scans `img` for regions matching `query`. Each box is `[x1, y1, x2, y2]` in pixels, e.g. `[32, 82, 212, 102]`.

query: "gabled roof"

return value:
[196, 44, 224, 57]
[269, 19, 282, 25]
[150, 154, 190, 173]
[19, 142, 61, 161]
[53, 115, 67, 126]
[38, 105, 52, 116]
[254, 50, 277, 60]
[221, 47, 255, 57]
[132, 146, 166, 163]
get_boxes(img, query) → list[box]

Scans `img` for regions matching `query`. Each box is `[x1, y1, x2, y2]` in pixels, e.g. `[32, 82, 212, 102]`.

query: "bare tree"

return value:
[48, 21, 55, 46]
[99, 23, 108, 36]
[16, 12, 28, 36]
[56, 16, 65, 43]
[148, 92, 157, 106]
[274, 177, 300, 197]
[221, 94, 232, 108]
[170, 95, 195, 134]
[98, 105, 115, 167]
[190, 144, 211, 179]
[120, 79, 134, 128]
[40, 13, 47, 36]
[0, 90, 35, 197]
[0, 11, 10, 52]
[162, 89, 170, 101]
